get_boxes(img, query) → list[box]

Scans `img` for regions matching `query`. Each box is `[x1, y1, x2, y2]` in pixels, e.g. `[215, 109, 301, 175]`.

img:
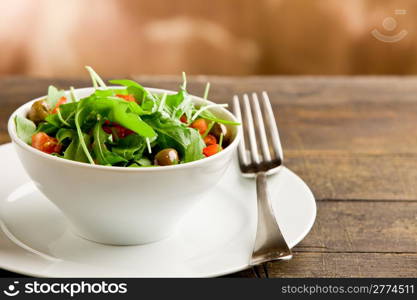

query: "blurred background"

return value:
[1, 0, 416, 78]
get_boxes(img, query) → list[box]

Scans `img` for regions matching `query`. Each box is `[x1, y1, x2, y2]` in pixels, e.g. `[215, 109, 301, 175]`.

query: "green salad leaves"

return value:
[15, 67, 238, 167]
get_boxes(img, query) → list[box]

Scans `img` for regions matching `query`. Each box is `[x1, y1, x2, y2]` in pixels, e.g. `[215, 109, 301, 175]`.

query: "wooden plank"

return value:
[296, 201, 417, 253]
[265, 252, 417, 278]
[228, 253, 417, 278]
[229, 253, 417, 278]
[286, 154, 417, 201]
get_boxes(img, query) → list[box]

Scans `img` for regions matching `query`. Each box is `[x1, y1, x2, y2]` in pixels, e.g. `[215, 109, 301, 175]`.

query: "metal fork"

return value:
[233, 92, 292, 272]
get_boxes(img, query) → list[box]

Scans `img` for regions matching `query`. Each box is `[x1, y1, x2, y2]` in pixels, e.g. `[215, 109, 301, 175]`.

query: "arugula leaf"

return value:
[56, 128, 91, 162]
[183, 128, 206, 162]
[165, 89, 186, 112]
[143, 112, 205, 162]
[15, 115, 36, 144]
[93, 89, 120, 98]
[108, 79, 144, 90]
[75, 108, 95, 164]
[75, 96, 156, 138]
[35, 122, 59, 135]
[45, 102, 77, 127]
[136, 157, 152, 166]
[45, 85, 66, 108]
[111, 134, 146, 161]
[109, 79, 157, 112]
[92, 121, 127, 165]
[199, 109, 240, 125]
[85, 66, 107, 89]
[127, 101, 148, 116]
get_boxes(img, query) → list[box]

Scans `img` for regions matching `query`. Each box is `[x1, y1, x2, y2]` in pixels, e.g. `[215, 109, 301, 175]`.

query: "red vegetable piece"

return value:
[203, 144, 222, 157]
[51, 96, 67, 113]
[204, 134, 217, 146]
[31, 132, 62, 154]
[190, 118, 208, 135]
[114, 124, 134, 138]
[102, 121, 134, 138]
[116, 94, 136, 102]
[180, 115, 187, 123]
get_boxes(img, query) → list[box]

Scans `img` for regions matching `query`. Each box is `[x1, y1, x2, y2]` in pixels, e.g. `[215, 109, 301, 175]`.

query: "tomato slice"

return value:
[102, 121, 134, 138]
[31, 132, 62, 154]
[180, 115, 188, 123]
[51, 96, 67, 113]
[204, 134, 217, 146]
[190, 118, 208, 135]
[203, 144, 222, 157]
[114, 124, 134, 138]
[116, 94, 136, 102]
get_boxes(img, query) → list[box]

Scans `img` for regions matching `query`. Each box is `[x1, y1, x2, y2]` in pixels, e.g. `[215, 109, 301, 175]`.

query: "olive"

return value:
[210, 123, 232, 145]
[154, 148, 179, 166]
[27, 99, 50, 124]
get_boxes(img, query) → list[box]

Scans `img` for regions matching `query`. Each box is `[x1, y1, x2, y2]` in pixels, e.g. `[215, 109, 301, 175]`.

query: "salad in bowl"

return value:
[8, 67, 241, 245]
[15, 67, 238, 167]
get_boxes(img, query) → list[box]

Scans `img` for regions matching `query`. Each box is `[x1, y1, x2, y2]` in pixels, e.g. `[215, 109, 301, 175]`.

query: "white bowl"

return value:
[8, 87, 241, 245]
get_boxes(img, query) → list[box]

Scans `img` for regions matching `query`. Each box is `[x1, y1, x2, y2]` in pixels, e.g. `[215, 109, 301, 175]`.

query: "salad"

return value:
[15, 67, 238, 167]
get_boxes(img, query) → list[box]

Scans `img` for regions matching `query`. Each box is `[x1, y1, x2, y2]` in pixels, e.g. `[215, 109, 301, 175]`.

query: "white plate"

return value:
[0, 143, 316, 277]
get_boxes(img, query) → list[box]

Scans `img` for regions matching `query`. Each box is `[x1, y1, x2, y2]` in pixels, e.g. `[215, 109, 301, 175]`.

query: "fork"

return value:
[233, 92, 292, 273]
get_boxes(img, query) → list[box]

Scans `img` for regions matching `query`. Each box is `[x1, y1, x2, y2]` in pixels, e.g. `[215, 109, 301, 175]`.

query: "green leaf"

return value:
[143, 112, 205, 162]
[184, 128, 206, 162]
[93, 89, 119, 98]
[169, 91, 194, 121]
[45, 85, 66, 108]
[109, 79, 157, 112]
[136, 157, 152, 166]
[111, 134, 146, 161]
[15, 115, 36, 144]
[85, 66, 107, 89]
[75, 108, 95, 164]
[108, 79, 145, 90]
[56, 128, 91, 162]
[77, 96, 156, 138]
[35, 122, 59, 135]
[199, 109, 240, 125]
[56, 128, 74, 143]
[45, 102, 77, 127]
[165, 89, 186, 111]
[92, 121, 127, 165]
[127, 101, 148, 116]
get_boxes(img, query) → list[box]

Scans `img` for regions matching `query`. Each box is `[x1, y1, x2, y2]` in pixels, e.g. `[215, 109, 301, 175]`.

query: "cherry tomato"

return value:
[190, 118, 208, 135]
[102, 121, 134, 138]
[51, 96, 67, 113]
[116, 94, 136, 102]
[180, 115, 187, 123]
[114, 124, 134, 138]
[203, 144, 222, 157]
[204, 134, 217, 146]
[31, 132, 62, 154]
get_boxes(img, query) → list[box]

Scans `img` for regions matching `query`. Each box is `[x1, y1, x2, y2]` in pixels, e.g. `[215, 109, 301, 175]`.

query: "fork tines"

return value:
[233, 92, 283, 173]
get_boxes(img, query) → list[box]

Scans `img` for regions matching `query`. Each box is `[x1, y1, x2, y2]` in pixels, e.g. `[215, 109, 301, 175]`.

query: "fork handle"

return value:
[250, 172, 292, 266]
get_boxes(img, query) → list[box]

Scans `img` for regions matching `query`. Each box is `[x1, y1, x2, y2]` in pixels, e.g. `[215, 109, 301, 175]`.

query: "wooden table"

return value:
[1, 76, 416, 277]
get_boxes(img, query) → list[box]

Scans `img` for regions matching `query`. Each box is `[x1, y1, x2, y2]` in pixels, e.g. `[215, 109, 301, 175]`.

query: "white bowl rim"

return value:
[8, 86, 242, 173]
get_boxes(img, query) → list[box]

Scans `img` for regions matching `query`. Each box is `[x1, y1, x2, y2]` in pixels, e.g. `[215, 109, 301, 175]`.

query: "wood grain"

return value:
[0, 76, 416, 278]
[297, 201, 417, 253]
[228, 253, 417, 278]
